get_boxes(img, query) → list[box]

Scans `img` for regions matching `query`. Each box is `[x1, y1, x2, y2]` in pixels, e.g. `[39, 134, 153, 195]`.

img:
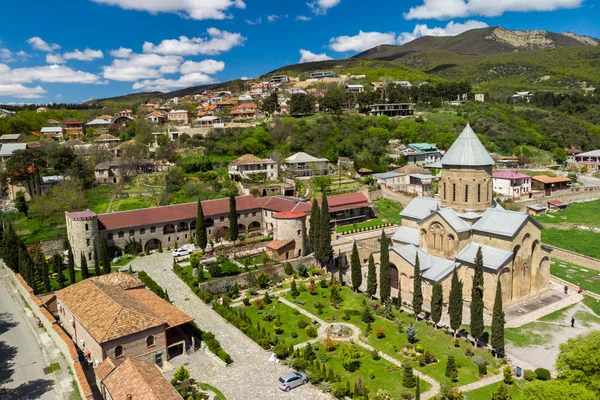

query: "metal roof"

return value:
[285, 152, 329, 163]
[0, 134, 21, 140]
[458, 211, 482, 220]
[441, 124, 494, 167]
[372, 172, 404, 180]
[41, 127, 63, 133]
[0, 143, 26, 157]
[528, 204, 547, 211]
[390, 245, 457, 282]
[456, 243, 513, 272]
[471, 208, 541, 238]
[576, 150, 600, 157]
[391, 226, 420, 246]
[86, 118, 112, 126]
[419, 208, 471, 233]
[400, 197, 440, 220]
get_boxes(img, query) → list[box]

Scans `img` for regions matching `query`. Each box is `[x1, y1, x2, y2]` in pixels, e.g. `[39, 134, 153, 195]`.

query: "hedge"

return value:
[213, 302, 274, 349]
[137, 271, 166, 299]
[173, 263, 213, 303]
[188, 322, 232, 364]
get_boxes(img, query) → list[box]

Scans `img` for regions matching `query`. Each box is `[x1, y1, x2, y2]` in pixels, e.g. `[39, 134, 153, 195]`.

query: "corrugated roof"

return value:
[391, 226, 419, 246]
[441, 124, 494, 167]
[0, 143, 26, 157]
[531, 175, 571, 184]
[390, 244, 456, 282]
[420, 208, 471, 233]
[400, 197, 440, 220]
[576, 149, 600, 157]
[471, 208, 541, 238]
[285, 152, 329, 163]
[456, 243, 513, 271]
[492, 171, 530, 180]
[372, 172, 404, 179]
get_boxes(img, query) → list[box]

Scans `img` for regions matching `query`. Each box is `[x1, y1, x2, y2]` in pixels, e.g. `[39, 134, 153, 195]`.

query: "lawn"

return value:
[286, 284, 501, 385]
[336, 199, 403, 234]
[464, 379, 526, 399]
[504, 322, 558, 347]
[310, 343, 431, 398]
[536, 200, 600, 228]
[542, 229, 600, 259]
[550, 260, 600, 295]
[9, 214, 67, 245]
[583, 296, 600, 316]
[243, 299, 319, 346]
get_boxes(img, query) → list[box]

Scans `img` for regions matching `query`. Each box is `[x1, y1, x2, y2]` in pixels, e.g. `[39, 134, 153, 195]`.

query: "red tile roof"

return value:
[97, 195, 262, 231]
[273, 212, 306, 219]
[548, 199, 567, 206]
[492, 171, 531, 180]
[260, 196, 304, 212]
[532, 175, 571, 184]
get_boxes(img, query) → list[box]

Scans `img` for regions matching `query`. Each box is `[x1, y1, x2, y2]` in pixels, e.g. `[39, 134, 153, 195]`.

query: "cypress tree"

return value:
[41, 256, 51, 293]
[445, 355, 457, 377]
[350, 241, 362, 292]
[54, 254, 65, 289]
[80, 252, 89, 279]
[415, 376, 421, 400]
[3, 224, 20, 272]
[338, 256, 343, 285]
[67, 245, 76, 285]
[366, 254, 377, 298]
[196, 199, 207, 250]
[431, 282, 443, 329]
[319, 195, 333, 266]
[448, 268, 463, 337]
[470, 247, 485, 345]
[18, 247, 34, 290]
[491, 279, 505, 357]
[412, 254, 423, 319]
[93, 246, 101, 276]
[228, 194, 238, 242]
[100, 235, 111, 274]
[379, 230, 390, 303]
[290, 279, 299, 297]
[309, 199, 320, 255]
[402, 362, 416, 388]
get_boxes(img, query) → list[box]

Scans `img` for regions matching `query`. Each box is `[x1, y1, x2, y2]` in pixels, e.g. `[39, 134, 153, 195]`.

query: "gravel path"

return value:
[129, 254, 332, 400]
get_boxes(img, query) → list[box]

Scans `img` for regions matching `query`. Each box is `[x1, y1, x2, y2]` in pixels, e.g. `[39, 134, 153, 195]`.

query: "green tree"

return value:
[309, 199, 321, 256]
[261, 92, 279, 114]
[491, 279, 505, 356]
[552, 147, 567, 164]
[14, 191, 28, 216]
[2, 224, 22, 272]
[431, 281, 443, 329]
[445, 355, 457, 378]
[289, 93, 316, 115]
[196, 199, 207, 250]
[319, 196, 333, 266]
[448, 268, 463, 337]
[100, 235, 111, 274]
[379, 230, 390, 303]
[173, 365, 190, 382]
[523, 380, 596, 400]
[470, 247, 485, 345]
[556, 331, 600, 395]
[415, 376, 421, 400]
[67, 245, 76, 285]
[437, 384, 463, 400]
[412, 254, 423, 319]
[34, 248, 51, 293]
[54, 254, 65, 289]
[491, 384, 511, 400]
[80, 252, 89, 279]
[503, 365, 513, 385]
[93, 246, 100, 276]
[366, 254, 377, 298]
[350, 241, 362, 292]
[228, 194, 238, 242]
[290, 279, 299, 298]
[402, 362, 416, 388]
[361, 304, 375, 324]
[18, 247, 35, 291]
[320, 86, 346, 113]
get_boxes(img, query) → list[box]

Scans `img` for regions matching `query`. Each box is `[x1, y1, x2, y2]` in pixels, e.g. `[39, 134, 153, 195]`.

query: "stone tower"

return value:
[439, 124, 494, 213]
[272, 212, 308, 258]
[65, 210, 100, 267]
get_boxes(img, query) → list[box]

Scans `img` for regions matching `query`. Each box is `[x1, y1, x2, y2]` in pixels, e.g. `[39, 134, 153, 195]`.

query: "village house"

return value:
[574, 149, 600, 172]
[371, 172, 405, 186]
[196, 115, 223, 127]
[64, 121, 84, 139]
[492, 170, 532, 198]
[371, 82, 385, 91]
[55, 272, 193, 368]
[40, 175, 65, 195]
[168, 110, 193, 126]
[270, 75, 289, 84]
[512, 91, 533, 102]
[401, 143, 442, 165]
[94, 158, 157, 184]
[230, 103, 259, 120]
[228, 154, 279, 181]
[250, 82, 270, 96]
[146, 111, 166, 125]
[40, 126, 64, 139]
[95, 134, 120, 144]
[345, 84, 365, 94]
[0, 133, 22, 143]
[0, 143, 27, 168]
[283, 152, 330, 177]
[531, 175, 571, 195]
[370, 103, 415, 117]
[310, 71, 338, 79]
[36, 106, 48, 113]
[86, 118, 113, 133]
[118, 109, 133, 118]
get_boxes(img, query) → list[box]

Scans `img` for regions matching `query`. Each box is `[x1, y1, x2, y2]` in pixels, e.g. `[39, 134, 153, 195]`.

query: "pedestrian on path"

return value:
[571, 317, 575, 327]
[564, 285, 568, 294]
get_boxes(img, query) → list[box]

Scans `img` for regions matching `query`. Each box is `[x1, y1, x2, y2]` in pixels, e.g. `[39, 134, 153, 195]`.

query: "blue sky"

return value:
[0, 0, 598, 103]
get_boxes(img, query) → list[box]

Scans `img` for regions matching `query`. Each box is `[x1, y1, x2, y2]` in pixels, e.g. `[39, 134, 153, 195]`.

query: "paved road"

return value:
[0, 275, 61, 399]
[129, 254, 332, 400]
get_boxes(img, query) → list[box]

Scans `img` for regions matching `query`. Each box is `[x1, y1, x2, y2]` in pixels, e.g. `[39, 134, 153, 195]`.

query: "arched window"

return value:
[107, 233, 113, 240]
[115, 345, 123, 358]
[150, 226, 156, 233]
[146, 335, 155, 347]
[452, 183, 456, 202]
[85, 224, 88, 231]
[118, 231, 124, 238]
[140, 228, 145, 235]
[129, 229, 135, 237]
[464, 185, 469, 202]
[477, 184, 481, 203]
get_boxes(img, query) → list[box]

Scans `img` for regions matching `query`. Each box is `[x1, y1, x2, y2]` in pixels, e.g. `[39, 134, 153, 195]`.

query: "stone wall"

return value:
[515, 190, 600, 210]
[547, 245, 600, 271]
[380, 186, 413, 207]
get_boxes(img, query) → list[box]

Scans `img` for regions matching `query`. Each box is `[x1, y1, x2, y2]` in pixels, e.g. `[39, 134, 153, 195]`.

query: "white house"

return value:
[371, 172, 405, 186]
[345, 85, 365, 94]
[492, 170, 532, 198]
[283, 152, 330, 178]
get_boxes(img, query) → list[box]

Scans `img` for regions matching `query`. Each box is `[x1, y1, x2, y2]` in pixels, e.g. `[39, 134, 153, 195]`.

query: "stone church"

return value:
[373, 125, 551, 309]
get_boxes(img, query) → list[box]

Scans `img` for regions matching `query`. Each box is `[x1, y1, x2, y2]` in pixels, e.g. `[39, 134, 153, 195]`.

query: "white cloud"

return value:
[397, 20, 489, 44]
[0, 64, 101, 84]
[142, 28, 246, 56]
[295, 15, 312, 21]
[240, 76, 251, 81]
[0, 84, 46, 99]
[329, 30, 396, 52]
[63, 48, 104, 61]
[27, 37, 61, 52]
[180, 60, 225, 75]
[91, 0, 246, 20]
[245, 17, 262, 25]
[307, 0, 341, 15]
[404, 0, 582, 20]
[109, 47, 133, 58]
[267, 14, 286, 22]
[132, 73, 215, 92]
[55, 93, 63, 99]
[299, 49, 333, 63]
[103, 53, 183, 81]
[0, 49, 13, 62]
[46, 53, 66, 64]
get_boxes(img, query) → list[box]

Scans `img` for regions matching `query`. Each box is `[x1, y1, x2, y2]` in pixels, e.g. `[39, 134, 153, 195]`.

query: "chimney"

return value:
[126, 395, 132, 400]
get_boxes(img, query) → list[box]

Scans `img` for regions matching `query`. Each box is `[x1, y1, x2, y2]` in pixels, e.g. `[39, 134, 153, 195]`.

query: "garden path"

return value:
[456, 372, 504, 393]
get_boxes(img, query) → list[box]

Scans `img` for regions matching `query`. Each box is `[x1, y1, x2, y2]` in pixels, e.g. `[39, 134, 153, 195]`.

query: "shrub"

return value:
[535, 368, 551, 381]
[256, 271, 270, 288]
[478, 363, 487, 376]
[292, 357, 308, 370]
[305, 326, 318, 338]
[472, 356, 485, 366]
[341, 313, 350, 321]
[405, 325, 417, 343]
[402, 362, 417, 388]
[331, 382, 350, 398]
[197, 290, 213, 303]
[524, 370, 537, 381]
[263, 292, 272, 305]
[375, 327, 385, 338]
[273, 342, 291, 359]
[453, 339, 460, 348]
[503, 365, 514, 384]
[297, 319, 309, 329]
[340, 344, 362, 372]
[291, 331, 298, 339]
[242, 297, 250, 306]
[283, 262, 294, 275]
[322, 336, 339, 352]
[465, 347, 475, 357]
[371, 350, 380, 360]
[319, 279, 329, 288]
[254, 298, 264, 310]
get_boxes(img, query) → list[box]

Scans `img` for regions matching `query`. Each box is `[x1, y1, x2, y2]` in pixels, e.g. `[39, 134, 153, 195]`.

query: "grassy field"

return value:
[9, 214, 67, 245]
[464, 380, 526, 399]
[336, 199, 403, 234]
[542, 229, 600, 260]
[583, 296, 600, 316]
[536, 200, 600, 228]
[550, 260, 600, 295]
[286, 284, 501, 385]
[504, 322, 559, 347]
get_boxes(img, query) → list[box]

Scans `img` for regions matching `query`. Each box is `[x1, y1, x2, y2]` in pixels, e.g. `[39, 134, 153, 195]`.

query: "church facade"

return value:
[373, 125, 551, 309]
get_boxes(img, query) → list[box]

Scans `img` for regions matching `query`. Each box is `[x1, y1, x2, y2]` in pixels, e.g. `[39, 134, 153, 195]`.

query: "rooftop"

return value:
[400, 196, 440, 220]
[532, 175, 572, 184]
[576, 149, 600, 157]
[231, 154, 274, 165]
[285, 152, 329, 163]
[372, 172, 404, 180]
[472, 208, 542, 238]
[456, 243, 513, 271]
[441, 124, 495, 167]
[492, 171, 531, 180]
[273, 211, 306, 219]
[0, 143, 27, 157]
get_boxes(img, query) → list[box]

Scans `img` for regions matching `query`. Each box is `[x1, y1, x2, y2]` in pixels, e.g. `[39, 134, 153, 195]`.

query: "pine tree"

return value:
[34, 248, 50, 293]
[3, 224, 21, 272]
[290, 279, 299, 297]
[67, 245, 76, 285]
[402, 362, 416, 388]
[445, 355, 457, 377]
[196, 199, 207, 250]
[100, 235, 111, 274]
[415, 376, 421, 400]
[18, 247, 34, 290]
[470, 247, 485, 345]
[361, 305, 375, 324]
[228, 194, 238, 242]
[309, 199, 320, 255]
[448, 268, 463, 337]
[350, 241, 362, 292]
[54, 254, 65, 289]
[93, 246, 100, 276]
[412, 254, 423, 319]
[80, 252, 89, 279]
[431, 282, 443, 329]
[491, 383, 511, 400]
[366, 254, 378, 298]
[491, 279, 505, 356]
[379, 230, 390, 303]
[319, 195, 333, 266]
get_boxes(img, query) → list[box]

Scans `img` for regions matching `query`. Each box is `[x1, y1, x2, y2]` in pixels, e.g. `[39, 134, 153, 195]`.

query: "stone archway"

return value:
[499, 267, 513, 303]
[248, 221, 261, 232]
[214, 226, 229, 239]
[145, 238, 162, 252]
[390, 264, 399, 290]
[512, 244, 522, 300]
[539, 256, 551, 290]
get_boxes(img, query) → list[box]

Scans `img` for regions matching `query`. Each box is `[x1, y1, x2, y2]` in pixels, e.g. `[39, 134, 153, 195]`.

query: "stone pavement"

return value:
[129, 254, 332, 400]
[456, 372, 504, 393]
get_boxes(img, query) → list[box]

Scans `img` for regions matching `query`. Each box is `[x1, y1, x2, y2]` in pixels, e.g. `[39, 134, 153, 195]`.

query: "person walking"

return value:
[564, 285, 569, 294]
[571, 317, 575, 327]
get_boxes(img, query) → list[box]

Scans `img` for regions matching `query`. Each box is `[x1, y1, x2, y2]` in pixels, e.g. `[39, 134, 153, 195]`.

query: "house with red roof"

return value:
[492, 170, 532, 198]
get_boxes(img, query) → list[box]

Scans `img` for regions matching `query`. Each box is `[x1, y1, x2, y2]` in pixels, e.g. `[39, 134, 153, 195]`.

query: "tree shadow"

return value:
[0, 312, 18, 335]
[2, 378, 55, 399]
[0, 340, 18, 386]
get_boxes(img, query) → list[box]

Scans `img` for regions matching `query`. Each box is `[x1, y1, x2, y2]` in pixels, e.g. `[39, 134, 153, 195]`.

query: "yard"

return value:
[336, 199, 403, 234]
[464, 379, 526, 399]
[550, 259, 600, 295]
[8, 213, 66, 245]
[542, 229, 600, 260]
[286, 284, 501, 385]
[536, 200, 600, 228]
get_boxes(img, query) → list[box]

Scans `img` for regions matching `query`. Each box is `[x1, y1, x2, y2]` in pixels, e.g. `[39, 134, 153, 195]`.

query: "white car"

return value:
[172, 248, 191, 257]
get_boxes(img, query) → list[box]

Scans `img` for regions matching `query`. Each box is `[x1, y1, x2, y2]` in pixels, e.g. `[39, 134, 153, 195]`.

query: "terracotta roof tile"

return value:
[92, 272, 145, 290]
[39, 307, 56, 325]
[95, 357, 119, 382]
[231, 154, 272, 164]
[74, 360, 93, 399]
[532, 175, 572, 184]
[273, 212, 306, 219]
[127, 288, 193, 328]
[266, 239, 295, 250]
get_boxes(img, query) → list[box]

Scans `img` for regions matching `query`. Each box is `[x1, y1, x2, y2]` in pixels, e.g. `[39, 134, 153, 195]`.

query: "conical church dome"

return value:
[441, 124, 494, 167]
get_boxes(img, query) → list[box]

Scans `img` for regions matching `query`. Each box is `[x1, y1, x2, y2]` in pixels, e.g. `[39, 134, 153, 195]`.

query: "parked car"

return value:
[278, 372, 308, 391]
[172, 248, 191, 257]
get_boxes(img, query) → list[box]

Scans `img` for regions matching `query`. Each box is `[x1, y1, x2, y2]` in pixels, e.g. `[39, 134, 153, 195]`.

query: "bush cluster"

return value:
[212, 302, 274, 349]
[173, 263, 213, 303]
[137, 271, 165, 299]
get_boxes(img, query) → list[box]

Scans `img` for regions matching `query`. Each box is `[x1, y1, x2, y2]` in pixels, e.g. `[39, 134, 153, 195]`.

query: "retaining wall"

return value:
[548, 245, 600, 271]
[516, 190, 600, 210]
[380, 186, 414, 207]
